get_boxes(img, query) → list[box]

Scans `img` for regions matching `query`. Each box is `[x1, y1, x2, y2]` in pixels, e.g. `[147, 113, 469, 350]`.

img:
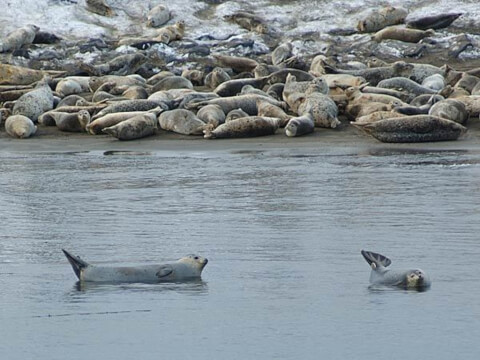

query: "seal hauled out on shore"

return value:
[361, 250, 431, 290]
[62, 249, 208, 283]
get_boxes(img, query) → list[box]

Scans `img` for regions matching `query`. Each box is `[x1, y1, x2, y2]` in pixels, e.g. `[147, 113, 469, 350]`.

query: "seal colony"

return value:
[0, 5, 479, 143]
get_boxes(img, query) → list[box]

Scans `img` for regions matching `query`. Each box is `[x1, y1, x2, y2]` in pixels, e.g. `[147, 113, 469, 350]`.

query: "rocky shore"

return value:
[1, 2, 480, 146]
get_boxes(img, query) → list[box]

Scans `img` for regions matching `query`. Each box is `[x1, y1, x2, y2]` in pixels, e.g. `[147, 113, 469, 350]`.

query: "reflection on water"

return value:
[71, 279, 209, 295]
[1, 147, 480, 359]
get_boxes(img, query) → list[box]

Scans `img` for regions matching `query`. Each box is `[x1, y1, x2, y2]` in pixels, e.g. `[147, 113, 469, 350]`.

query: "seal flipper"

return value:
[62, 249, 89, 280]
[361, 250, 392, 268]
[155, 265, 173, 279]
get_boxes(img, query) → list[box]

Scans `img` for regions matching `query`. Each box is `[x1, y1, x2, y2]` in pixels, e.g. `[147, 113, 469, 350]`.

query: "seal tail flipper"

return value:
[62, 249, 89, 280]
[361, 250, 392, 268]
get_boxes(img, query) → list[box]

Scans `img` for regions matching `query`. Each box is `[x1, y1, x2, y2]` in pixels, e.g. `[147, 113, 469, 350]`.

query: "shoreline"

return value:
[1, 118, 479, 154]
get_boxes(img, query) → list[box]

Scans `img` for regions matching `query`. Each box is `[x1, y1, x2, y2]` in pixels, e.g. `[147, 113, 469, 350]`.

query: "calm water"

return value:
[1, 146, 480, 359]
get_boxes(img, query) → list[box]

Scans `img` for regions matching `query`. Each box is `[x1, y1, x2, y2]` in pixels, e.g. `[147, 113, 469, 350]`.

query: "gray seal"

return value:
[62, 249, 208, 283]
[361, 250, 431, 290]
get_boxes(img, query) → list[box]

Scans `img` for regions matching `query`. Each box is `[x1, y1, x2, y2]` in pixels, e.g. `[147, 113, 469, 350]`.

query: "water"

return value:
[1, 145, 480, 359]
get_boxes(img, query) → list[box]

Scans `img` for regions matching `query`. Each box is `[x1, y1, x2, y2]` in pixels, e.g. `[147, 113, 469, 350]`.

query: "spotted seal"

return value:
[80, 53, 147, 76]
[353, 115, 467, 143]
[271, 42, 293, 66]
[158, 109, 207, 135]
[428, 99, 468, 125]
[147, 4, 171, 27]
[214, 77, 269, 97]
[361, 250, 431, 290]
[5, 115, 37, 138]
[204, 67, 231, 90]
[54, 110, 91, 132]
[0, 24, 39, 53]
[372, 26, 434, 43]
[62, 249, 207, 283]
[196, 104, 226, 127]
[102, 112, 159, 140]
[213, 54, 259, 73]
[225, 108, 249, 122]
[12, 77, 54, 122]
[224, 12, 268, 34]
[406, 13, 462, 30]
[85, 0, 115, 17]
[285, 114, 315, 137]
[357, 6, 408, 33]
[189, 94, 286, 116]
[204, 116, 280, 139]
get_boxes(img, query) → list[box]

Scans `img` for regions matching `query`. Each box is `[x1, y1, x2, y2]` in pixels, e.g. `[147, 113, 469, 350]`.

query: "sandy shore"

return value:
[1, 118, 479, 155]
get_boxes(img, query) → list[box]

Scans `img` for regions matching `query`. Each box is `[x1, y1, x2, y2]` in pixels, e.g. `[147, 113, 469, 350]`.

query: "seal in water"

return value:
[62, 249, 208, 283]
[361, 250, 431, 290]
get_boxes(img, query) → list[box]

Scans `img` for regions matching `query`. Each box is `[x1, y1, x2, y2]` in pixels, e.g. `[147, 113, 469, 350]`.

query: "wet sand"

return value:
[1, 117, 479, 154]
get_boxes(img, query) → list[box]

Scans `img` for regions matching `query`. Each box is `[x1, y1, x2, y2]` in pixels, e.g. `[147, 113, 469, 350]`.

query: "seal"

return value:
[158, 109, 207, 135]
[62, 249, 208, 283]
[361, 250, 431, 290]
[156, 21, 185, 43]
[196, 104, 226, 127]
[225, 108, 249, 122]
[357, 6, 408, 33]
[213, 54, 259, 73]
[92, 100, 168, 121]
[0, 24, 39, 53]
[147, 4, 171, 27]
[85, 0, 115, 17]
[189, 94, 286, 115]
[55, 78, 88, 97]
[80, 53, 147, 76]
[151, 76, 193, 92]
[421, 73, 445, 91]
[224, 12, 268, 34]
[213, 77, 269, 97]
[298, 92, 340, 128]
[181, 69, 205, 87]
[203, 116, 280, 139]
[102, 112, 159, 140]
[454, 73, 480, 93]
[352, 110, 404, 125]
[377, 77, 437, 97]
[353, 115, 467, 143]
[271, 42, 293, 66]
[372, 26, 435, 43]
[428, 99, 468, 125]
[12, 77, 54, 122]
[4, 115, 37, 138]
[406, 13, 462, 30]
[86, 110, 157, 135]
[204, 67, 231, 90]
[285, 114, 315, 137]
[54, 110, 91, 132]
[256, 99, 291, 127]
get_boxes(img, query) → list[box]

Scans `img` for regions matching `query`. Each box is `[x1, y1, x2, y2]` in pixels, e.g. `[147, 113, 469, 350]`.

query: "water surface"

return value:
[1, 146, 479, 359]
